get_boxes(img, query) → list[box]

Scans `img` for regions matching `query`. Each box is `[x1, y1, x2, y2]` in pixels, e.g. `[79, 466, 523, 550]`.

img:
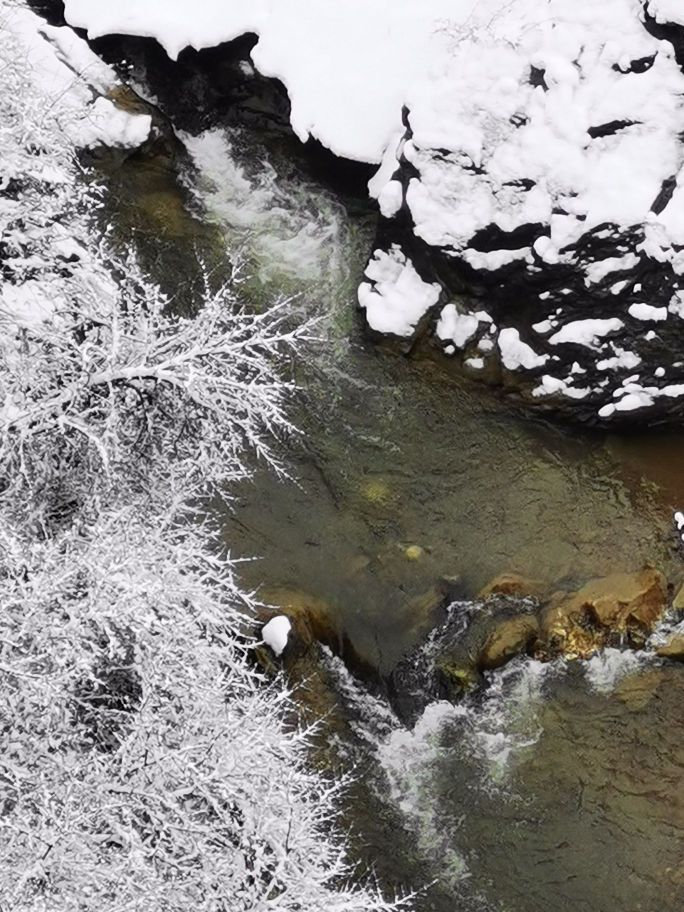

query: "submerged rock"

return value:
[477, 572, 547, 601]
[364, 0, 684, 425]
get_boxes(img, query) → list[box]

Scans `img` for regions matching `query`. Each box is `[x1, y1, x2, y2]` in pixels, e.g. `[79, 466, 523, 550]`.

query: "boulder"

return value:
[388, 595, 538, 723]
[477, 615, 540, 671]
[478, 573, 546, 601]
[362, 0, 684, 426]
[256, 586, 342, 663]
[541, 568, 667, 656]
[388, 567, 671, 718]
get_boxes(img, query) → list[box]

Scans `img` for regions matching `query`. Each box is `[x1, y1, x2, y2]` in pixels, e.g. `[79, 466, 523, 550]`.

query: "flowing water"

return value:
[102, 106, 684, 912]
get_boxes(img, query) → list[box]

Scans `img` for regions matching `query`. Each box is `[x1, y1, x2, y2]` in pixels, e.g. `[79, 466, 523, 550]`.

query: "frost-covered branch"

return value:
[0, 4, 406, 910]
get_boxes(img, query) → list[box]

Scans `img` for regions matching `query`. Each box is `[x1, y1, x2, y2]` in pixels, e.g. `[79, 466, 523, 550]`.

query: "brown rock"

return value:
[478, 615, 540, 671]
[672, 584, 684, 612]
[542, 568, 667, 645]
[656, 634, 684, 662]
[478, 572, 546, 601]
[258, 586, 340, 656]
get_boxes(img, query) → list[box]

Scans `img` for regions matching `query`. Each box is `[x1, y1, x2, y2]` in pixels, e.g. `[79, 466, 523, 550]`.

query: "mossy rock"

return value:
[435, 659, 481, 699]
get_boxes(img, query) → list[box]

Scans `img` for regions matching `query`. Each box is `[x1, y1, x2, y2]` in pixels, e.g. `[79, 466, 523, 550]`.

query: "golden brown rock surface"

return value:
[656, 634, 684, 662]
[478, 573, 546, 600]
[478, 615, 540, 670]
[540, 568, 667, 657]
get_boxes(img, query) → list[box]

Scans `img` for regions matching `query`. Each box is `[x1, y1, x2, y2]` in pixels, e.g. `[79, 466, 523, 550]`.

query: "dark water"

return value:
[376, 652, 684, 912]
[101, 104, 684, 912]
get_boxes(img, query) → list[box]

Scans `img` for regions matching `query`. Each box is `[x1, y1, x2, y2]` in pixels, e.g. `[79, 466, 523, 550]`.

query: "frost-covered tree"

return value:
[0, 3, 405, 909]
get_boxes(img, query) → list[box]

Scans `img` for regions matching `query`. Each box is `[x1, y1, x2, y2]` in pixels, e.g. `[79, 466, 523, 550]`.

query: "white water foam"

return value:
[378, 700, 472, 887]
[182, 127, 348, 288]
[319, 647, 398, 748]
[376, 658, 562, 888]
[582, 647, 647, 694]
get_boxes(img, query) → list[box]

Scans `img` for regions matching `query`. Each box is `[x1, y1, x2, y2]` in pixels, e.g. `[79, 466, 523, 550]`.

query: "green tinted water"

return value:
[101, 116, 684, 912]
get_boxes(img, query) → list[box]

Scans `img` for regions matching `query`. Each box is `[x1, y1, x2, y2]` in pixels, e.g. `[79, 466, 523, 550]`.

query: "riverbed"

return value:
[100, 74, 684, 912]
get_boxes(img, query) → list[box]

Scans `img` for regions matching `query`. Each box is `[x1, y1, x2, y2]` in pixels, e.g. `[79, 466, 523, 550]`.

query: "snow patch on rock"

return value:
[262, 616, 292, 657]
[498, 328, 549, 371]
[629, 303, 668, 321]
[549, 319, 624, 350]
[7, 5, 150, 149]
[358, 246, 441, 337]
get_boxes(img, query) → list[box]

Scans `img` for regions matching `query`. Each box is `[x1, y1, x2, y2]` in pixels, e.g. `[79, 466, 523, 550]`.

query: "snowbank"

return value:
[5, 4, 150, 149]
[365, 0, 684, 422]
[63, 0, 467, 163]
[381, 0, 684, 275]
[646, 0, 684, 26]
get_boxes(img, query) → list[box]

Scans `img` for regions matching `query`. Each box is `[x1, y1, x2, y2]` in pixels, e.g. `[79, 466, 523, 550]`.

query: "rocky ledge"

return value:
[362, 0, 684, 425]
[388, 567, 681, 724]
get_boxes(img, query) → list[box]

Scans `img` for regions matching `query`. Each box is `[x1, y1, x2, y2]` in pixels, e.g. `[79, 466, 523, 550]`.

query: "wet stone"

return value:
[656, 634, 684, 662]
[478, 614, 540, 671]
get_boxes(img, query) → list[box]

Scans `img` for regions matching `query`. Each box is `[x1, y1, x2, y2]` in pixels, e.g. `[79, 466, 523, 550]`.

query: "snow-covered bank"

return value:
[59, 0, 684, 423]
[366, 0, 684, 422]
[62, 0, 463, 163]
[4, 2, 150, 149]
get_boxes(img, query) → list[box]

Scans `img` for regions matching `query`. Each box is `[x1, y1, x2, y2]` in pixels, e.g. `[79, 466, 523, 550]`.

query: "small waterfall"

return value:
[181, 127, 355, 304]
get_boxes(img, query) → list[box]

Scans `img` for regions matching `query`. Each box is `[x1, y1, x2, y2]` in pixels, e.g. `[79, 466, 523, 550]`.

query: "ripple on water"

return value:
[376, 654, 684, 912]
[102, 102, 684, 912]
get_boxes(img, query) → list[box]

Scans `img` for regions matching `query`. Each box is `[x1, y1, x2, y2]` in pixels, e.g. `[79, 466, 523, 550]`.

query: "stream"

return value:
[99, 67, 684, 912]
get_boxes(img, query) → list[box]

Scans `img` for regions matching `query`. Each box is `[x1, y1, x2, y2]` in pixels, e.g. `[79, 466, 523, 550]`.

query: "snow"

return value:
[585, 254, 640, 285]
[549, 318, 624, 350]
[378, 179, 404, 219]
[436, 304, 480, 348]
[613, 390, 655, 411]
[596, 347, 641, 371]
[532, 375, 591, 399]
[358, 246, 441, 337]
[461, 247, 531, 271]
[669, 291, 684, 318]
[5, 5, 151, 149]
[498, 328, 548, 371]
[646, 0, 684, 26]
[62, 0, 465, 163]
[262, 615, 292, 657]
[1, 282, 56, 329]
[629, 303, 668, 321]
[374, 0, 684, 287]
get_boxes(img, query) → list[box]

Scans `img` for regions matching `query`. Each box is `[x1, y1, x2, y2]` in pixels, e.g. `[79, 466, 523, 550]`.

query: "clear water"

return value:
[103, 116, 684, 912]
